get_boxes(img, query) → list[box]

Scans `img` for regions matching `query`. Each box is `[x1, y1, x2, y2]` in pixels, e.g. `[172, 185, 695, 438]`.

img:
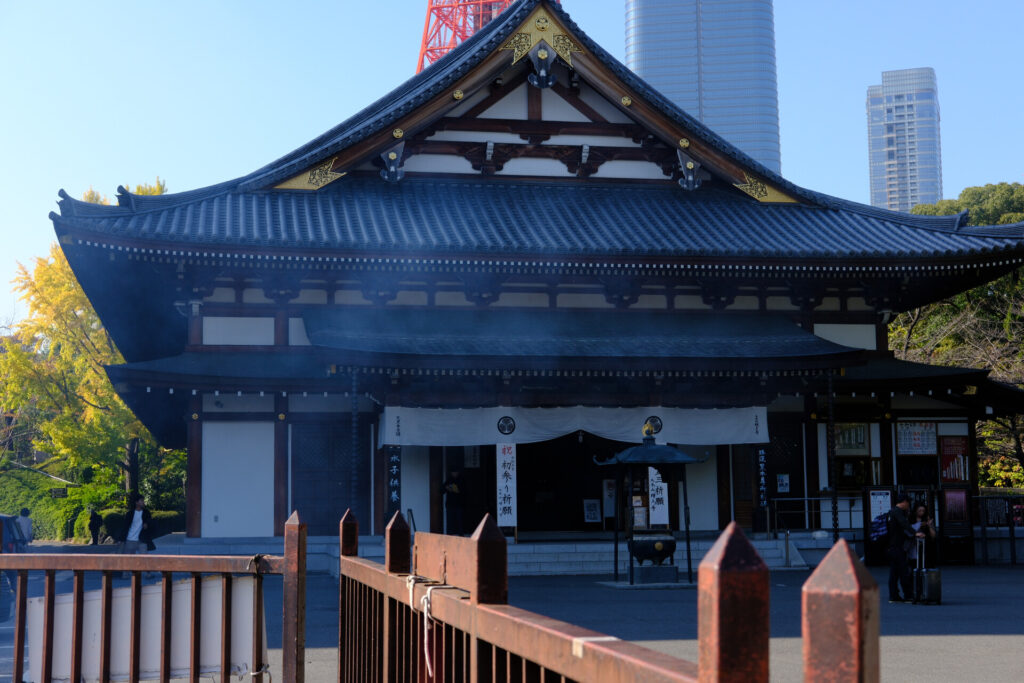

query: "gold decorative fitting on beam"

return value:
[278, 413, 286, 421]
[621, 96, 632, 106]
[275, 156, 346, 190]
[734, 172, 799, 203]
[452, 89, 464, 100]
[679, 138, 690, 148]
[392, 128, 404, 139]
[191, 413, 199, 421]
[501, 8, 583, 66]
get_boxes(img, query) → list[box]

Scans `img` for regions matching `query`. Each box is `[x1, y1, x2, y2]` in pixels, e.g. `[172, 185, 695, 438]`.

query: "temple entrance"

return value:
[291, 419, 371, 536]
[515, 433, 626, 533]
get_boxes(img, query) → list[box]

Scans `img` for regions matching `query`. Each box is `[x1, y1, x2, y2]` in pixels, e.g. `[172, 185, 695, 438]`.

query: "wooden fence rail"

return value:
[339, 511, 879, 683]
[0, 511, 307, 683]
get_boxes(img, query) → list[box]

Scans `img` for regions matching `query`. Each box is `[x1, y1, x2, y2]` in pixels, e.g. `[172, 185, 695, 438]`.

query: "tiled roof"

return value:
[53, 176, 1024, 260]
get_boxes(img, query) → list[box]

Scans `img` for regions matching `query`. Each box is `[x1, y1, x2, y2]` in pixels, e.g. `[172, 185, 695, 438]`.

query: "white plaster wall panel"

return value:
[540, 88, 591, 122]
[492, 292, 550, 308]
[401, 446, 431, 535]
[632, 295, 667, 309]
[448, 89, 490, 117]
[813, 324, 877, 351]
[288, 318, 311, 346]
[289, 394, 375, 413]
[402, 154, 478, 175]
[426, 130, 527, 144]
[434, 292, 474, 307]
[202, 422, 275, 537]
[764, 296, 799, 311]
[681, 455, 719, 530]
[890, 397, 961, 410]
[388, 291, 428, 306]
[202, 394, 275, 413]
[497, 157, 572, 177]
[203, 288, 236, 303]
[478, 84, 527, 119]
[767, 396, 804, 412]
[847, 297, 875, 311]
[730, 296, 760, 311]
[334, 290, 372, 306]
[241, 288, 272, 304]
[578, 83, 633, 123]
[673, 295, 712, 310]
[590, 160, 668, 180]
[202, 317, 275, 346]
[556, 293, 614, 309]
[817, 298, 841, 312]
[545, 134, 643, 147]
[938, 422, 969, 436]
[293, 289, 328, 304]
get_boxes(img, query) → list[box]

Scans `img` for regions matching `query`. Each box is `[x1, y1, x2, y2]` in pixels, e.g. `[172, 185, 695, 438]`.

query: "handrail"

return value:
[0, 511, 307, 683]
[338, 509, 880, 682]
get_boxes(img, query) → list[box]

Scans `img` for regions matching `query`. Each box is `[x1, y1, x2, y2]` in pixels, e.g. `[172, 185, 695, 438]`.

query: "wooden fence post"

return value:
[338, 509, 358, 683]
[697, 521, 769, 683]
[470, 513, 508, 605]
[283, 511, 307, 683]
[385, 510, 411, 574]
[802, 539, 879, 683]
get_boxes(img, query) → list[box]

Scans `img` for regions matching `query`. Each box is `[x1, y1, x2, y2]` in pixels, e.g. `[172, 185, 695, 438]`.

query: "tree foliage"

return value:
[0, 179, 184, 537]
[891, 183, 1024, 483]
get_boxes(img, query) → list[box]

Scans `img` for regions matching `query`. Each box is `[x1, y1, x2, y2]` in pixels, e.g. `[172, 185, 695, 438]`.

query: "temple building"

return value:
[51, 1, 1024, 553]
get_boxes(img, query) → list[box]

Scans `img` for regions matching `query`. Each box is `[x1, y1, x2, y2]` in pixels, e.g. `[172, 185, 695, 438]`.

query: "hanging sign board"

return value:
[583, 499, 601, 523]
[897, 422, 937, 455]
[869, 490, 891, 521]
[602, 479, 616, 517]
[648, 467, 669, 525]
[496, 443, 517, 527]
[940, 436, 970, 482]
[757, 448, 768, 508]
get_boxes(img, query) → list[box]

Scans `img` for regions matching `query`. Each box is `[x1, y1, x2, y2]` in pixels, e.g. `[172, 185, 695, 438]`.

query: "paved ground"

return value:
[3, 561, 1023, 681]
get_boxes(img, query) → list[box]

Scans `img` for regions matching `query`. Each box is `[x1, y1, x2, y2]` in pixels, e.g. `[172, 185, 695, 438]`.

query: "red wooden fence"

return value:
[338, 511, 879, 683]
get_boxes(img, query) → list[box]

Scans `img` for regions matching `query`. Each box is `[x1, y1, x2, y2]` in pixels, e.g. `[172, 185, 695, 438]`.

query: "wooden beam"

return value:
[550, 81, 607, 122]
[432, 117, 645, 140]
[186, 396, 202, 537]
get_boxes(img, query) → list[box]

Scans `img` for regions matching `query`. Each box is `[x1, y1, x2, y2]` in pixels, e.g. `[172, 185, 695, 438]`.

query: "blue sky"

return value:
[1, 1, 1021, 325]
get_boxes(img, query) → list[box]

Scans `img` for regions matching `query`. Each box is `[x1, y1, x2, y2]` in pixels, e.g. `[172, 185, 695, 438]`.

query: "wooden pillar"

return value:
[274, 394, 289, 536]
[187, 307, 203, 347]
[186, 395, 202, 537]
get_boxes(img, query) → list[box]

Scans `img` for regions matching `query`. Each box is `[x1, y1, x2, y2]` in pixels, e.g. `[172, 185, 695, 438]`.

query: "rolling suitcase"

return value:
[913, 537, 941, 604]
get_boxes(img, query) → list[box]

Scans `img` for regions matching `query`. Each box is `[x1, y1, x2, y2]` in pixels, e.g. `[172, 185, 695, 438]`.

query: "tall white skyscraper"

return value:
[625, 0, 782, 174]
[866, 68, 943, 211]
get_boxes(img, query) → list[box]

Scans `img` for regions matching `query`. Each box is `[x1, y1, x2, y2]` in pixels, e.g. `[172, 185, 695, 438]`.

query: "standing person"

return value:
[15, 508, 33, 551]
[441, 470, 465, 535]
[908, 502, 937, 565]
[887, 493, 924, 603]
[88, 508, 103, 545]
[120, 495, 152, 555]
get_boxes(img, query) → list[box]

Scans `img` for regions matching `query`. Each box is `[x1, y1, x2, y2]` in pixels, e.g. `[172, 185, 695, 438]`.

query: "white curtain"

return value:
[378, 405, 768, 447]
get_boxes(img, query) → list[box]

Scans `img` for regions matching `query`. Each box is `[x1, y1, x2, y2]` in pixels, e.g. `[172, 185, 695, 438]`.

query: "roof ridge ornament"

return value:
[500, 7, 582, 67]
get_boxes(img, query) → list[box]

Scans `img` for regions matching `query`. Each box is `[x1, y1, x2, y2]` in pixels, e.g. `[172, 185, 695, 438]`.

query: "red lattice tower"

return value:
[418, 1, 557, 73]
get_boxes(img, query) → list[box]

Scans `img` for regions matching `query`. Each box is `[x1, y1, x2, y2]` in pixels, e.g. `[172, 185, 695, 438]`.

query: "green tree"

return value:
[0, 178, 185, 537]
[891, 183, 1024, 484]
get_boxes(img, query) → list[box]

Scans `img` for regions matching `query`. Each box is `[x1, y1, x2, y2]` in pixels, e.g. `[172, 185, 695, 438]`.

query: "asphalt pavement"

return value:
[3, 563, 1023, 681]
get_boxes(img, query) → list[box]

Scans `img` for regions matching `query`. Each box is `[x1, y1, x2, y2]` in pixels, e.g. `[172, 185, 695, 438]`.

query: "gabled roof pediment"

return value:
[261, 0, 800, 204]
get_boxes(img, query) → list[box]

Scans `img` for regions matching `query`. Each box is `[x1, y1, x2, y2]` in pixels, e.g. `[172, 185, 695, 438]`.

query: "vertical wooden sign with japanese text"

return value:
[648, 467, 669, 525]
[496, 443, 517, 527]
[386, 445, 401, 519]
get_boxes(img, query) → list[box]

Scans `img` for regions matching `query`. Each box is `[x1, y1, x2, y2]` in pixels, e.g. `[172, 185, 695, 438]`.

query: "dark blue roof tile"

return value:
[52, 176, 1024, 261]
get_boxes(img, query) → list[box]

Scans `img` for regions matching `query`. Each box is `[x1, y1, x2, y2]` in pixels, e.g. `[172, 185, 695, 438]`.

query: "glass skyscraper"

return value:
[625, 0, 782, 174]
[866, 68, 943, 211]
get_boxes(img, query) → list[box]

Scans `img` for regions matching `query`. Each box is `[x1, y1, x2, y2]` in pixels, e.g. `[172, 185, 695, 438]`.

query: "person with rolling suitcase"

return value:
[887, 493, 925, 603]
[910, 503, 941, 604]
